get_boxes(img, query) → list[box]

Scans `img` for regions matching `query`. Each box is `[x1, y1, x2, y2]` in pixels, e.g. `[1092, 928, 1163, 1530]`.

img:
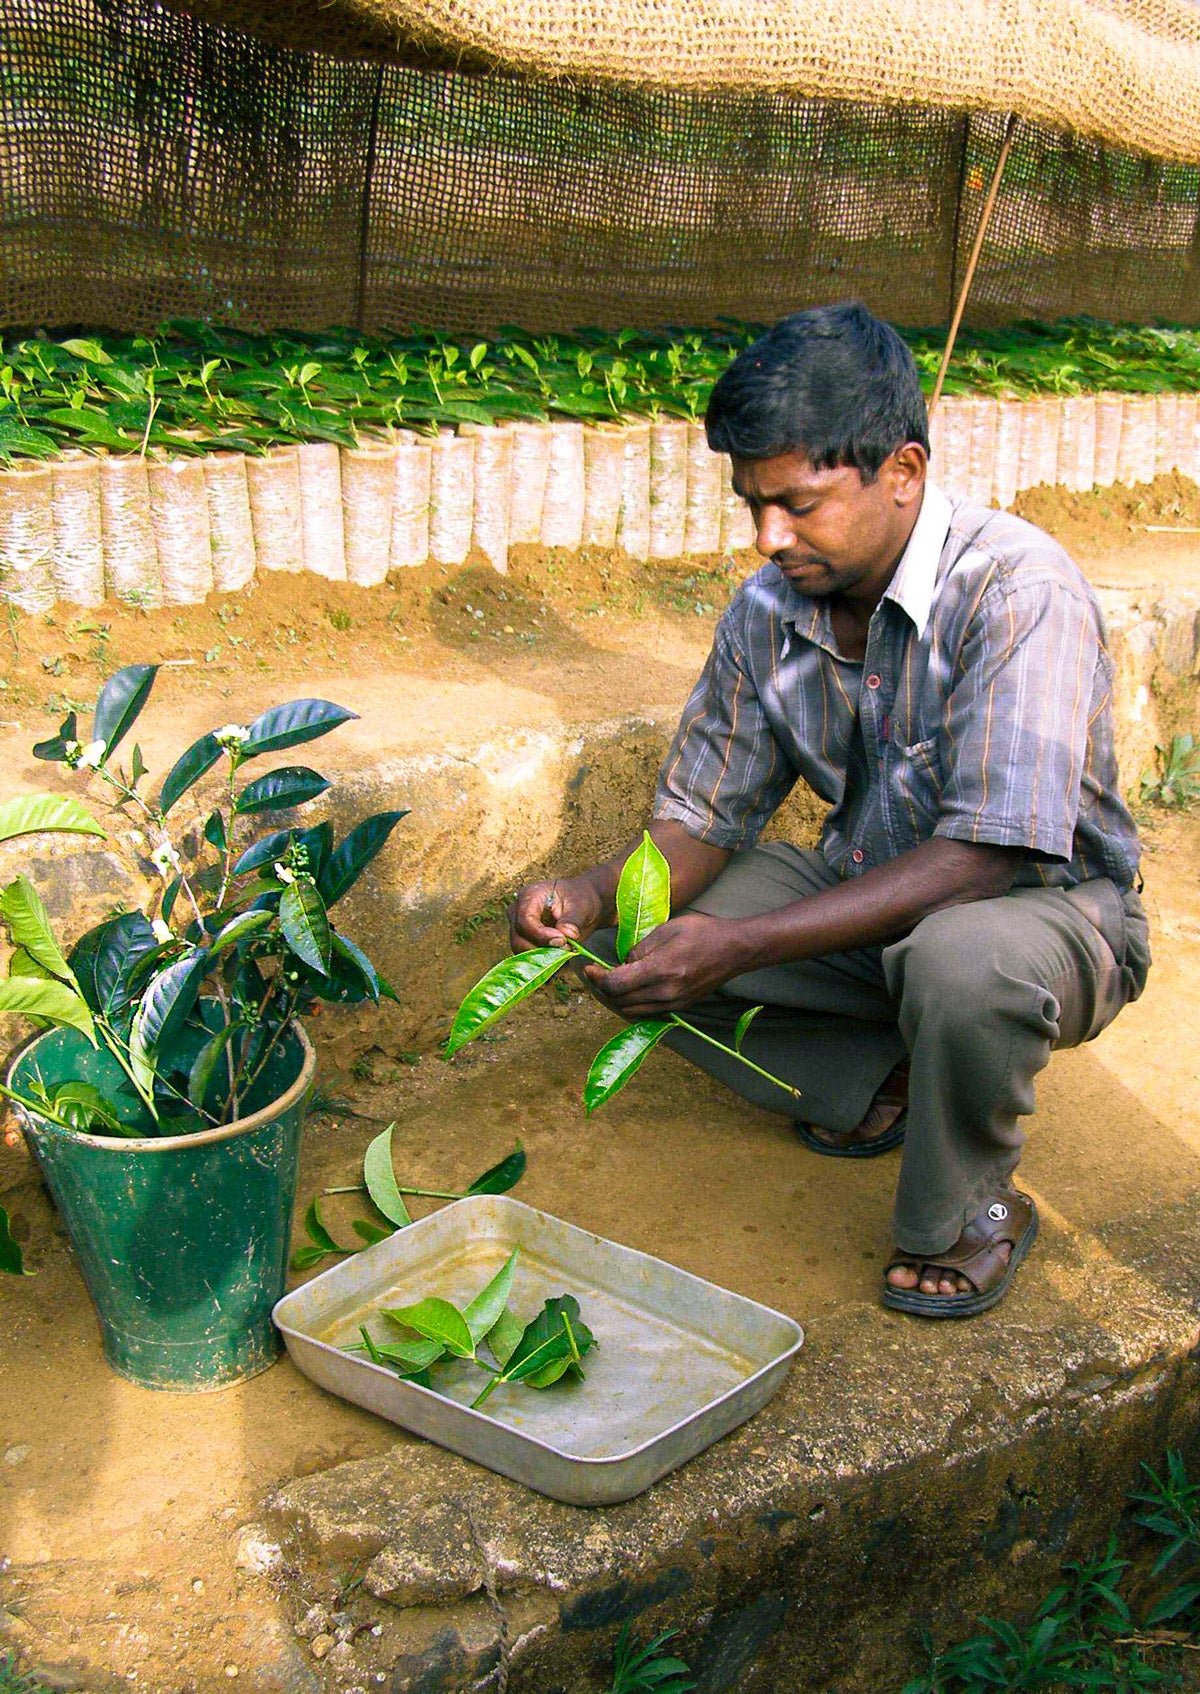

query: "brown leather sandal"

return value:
[881, 1188, 1039, 1319]
[795, 1061, 909, 1159]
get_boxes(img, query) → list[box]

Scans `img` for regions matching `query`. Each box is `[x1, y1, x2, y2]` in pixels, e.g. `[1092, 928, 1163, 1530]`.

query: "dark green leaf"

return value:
[130, 745, 147, 786]
[615, 832, 671, 961]
[302, 1195, 339, 1252]
[463, 1248, 520, 1346]
[240, 699, 357, 758]
[0, 792, 101, 841]
[362, 1124, 413, 1227]
[505, 1295, 594, 1380]
[187, 1022, 243, 1109]
[384, 1297, 474, 1358]
[158, 732, 223, 815]
[135, 949, 210, 1053]
[584, 1020, 671, 1115]
[1144, 1584, 1200, 1626]
[466, 1143, 526, 1195]
[235, 766, 331, 816]
[330, 933, 383, 1002]
[203, 809, 227, 851]
[319, 811, 408, 906]
[280, 879, 331, 975]
[92, 664, 157, 758]
[69, 912, 158, 1017]
[0, 1204, 27, 1275]
[445, 947, 573, 1057]
[232, 827, 295, 876]
[47, 1081, 127, 1135]
[0, 875, 76, 985]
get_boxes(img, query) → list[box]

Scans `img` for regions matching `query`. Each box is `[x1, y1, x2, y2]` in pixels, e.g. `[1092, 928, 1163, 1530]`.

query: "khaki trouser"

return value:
[591, 843, 1150, 1256]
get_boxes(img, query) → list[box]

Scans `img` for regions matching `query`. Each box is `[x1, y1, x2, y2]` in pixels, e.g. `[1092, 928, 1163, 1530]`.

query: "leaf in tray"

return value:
[462, 1247, 520, 1346]
[384, 1297, 474, 1358]
[506, 1296, 595, 1384]
[373, 1326, 447, 1372]
[484, 1305, 524, 1369]
[362, 1122, 412, 1227]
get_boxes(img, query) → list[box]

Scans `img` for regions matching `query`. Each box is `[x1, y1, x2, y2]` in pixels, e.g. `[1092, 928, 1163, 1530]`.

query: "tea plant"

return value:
[0, 664, 407, 1157]
[345, 1244, 596, 1410]
[6, 316, 1200, 466]
[446, 833, 799, 1115]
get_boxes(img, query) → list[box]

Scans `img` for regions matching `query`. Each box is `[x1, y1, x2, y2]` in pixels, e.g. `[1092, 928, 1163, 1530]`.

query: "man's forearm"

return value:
[582, 819, 730, 927]
[726, 836, 1024, 973]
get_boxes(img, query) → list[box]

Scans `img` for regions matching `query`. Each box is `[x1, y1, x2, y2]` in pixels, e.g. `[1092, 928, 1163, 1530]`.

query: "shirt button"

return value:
[851, 848, 864, 864]
[866, 673, 882, 689]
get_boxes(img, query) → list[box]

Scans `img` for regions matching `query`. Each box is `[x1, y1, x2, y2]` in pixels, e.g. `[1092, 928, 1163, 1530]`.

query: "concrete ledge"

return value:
[265, 1208, 1200, 1692]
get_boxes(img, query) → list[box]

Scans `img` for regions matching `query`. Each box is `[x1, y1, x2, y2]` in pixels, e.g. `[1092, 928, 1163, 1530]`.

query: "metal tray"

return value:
[273, 1195, 803, 1505]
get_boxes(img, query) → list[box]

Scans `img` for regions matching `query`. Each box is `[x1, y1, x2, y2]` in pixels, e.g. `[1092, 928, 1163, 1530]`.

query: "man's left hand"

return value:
[582, 912, 748, 1016]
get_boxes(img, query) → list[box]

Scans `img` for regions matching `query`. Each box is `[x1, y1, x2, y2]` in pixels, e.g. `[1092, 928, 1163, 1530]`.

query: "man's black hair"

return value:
[705, 302, 929, 481]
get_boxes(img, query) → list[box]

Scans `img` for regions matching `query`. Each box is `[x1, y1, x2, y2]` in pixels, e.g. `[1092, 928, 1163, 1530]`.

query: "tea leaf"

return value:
[0, 793, 103, 842]
[352, 1219, 393, 1246]
[0, 875, 76, 985]
[158, 731, 224, 815]
[280, 879, 331, 975]
[235, 766, 331, 815]
[46, 1081, 128, 1135]
[240, 699, 357, 758]
[330, 933, 384, 1002]
[484, 1306, 524, 1368]
[463, 1248, 520, 1346]
[466, 1143, 526, 1195]
[209, 910, 272, 954]
[0, 975, 95, 1042]
[385, 1297, 474, 1358]
[187, 1022, 243, 1109]
[445, 946, 574, 1056]
[733, 1005, 763, 1053]
[363, 1123, 413, 1227]
[615, 832, 671, 961]
[136, 949, 210, 1052]
[69, 912, 158, 1017]
[0, 1204, 27, 1276]
[302, 1195, 340, 1252]
[584, 1019, 671, 1115]
[92, 664, 157, 758]
[506, 1295, 595, 1381]
[370, 1331, 446, 1371]
[319, 811, 408, 906]
[203, 809, 227, 851]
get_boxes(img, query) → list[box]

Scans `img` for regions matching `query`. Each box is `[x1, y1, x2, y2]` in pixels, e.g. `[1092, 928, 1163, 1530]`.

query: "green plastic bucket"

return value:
[9, 1019, 315, 1391]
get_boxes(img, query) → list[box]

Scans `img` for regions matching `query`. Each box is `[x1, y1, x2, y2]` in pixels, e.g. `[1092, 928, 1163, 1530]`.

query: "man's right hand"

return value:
[508, 876, 607, 952]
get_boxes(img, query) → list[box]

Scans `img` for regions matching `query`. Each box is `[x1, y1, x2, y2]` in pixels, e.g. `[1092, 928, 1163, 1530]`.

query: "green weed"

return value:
[609, 1624, 694, 1694]
[902, 1454, 1200, 1694]
[1140, 735, 1200, 809]
[0, 1652, 46, 1694]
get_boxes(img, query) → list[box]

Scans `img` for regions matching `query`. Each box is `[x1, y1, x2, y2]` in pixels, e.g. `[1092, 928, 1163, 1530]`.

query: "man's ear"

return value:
[886, 442, 927, 508]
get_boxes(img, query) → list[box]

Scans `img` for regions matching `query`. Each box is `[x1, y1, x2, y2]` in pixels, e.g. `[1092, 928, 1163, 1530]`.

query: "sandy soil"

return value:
[1, 503, 1199, 1692]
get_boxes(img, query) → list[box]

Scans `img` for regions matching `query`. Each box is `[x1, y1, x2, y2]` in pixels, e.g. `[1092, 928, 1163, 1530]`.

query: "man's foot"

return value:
[796, 1060, 909, 1158]
[882, 1189, 1038, 1319]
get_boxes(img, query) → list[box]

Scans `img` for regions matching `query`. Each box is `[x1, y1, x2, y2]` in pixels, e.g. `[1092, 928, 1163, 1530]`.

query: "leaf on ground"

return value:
[362, 1123, 412, 1227]
[466, 1143, 526, 1195]
[0, 1203, 28, 1275]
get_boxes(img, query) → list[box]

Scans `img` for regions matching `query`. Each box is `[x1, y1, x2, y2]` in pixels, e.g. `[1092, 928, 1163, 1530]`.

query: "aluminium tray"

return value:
[272, 1194, 803, 1505]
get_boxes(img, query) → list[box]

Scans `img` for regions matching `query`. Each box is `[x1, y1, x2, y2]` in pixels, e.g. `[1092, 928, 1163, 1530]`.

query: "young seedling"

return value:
[290, 1121, 526, 1270]
[445, 833, 800, 1115]
[346, 1245, 596, 1410]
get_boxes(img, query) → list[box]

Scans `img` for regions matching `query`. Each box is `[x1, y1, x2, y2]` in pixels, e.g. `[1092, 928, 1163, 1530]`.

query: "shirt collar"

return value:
[881, 480, 953, 639]
[774, 479, 953, 642]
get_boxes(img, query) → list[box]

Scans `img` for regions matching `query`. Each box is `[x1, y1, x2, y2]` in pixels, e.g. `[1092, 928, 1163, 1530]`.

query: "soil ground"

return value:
[1, 487, 1200, 1693]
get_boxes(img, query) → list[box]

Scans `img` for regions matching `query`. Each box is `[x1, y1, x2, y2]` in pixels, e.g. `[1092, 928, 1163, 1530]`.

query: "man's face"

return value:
[731, 447, 925, 604]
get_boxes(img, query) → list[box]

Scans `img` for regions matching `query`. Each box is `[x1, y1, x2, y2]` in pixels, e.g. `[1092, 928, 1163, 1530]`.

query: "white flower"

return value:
[273, 862, 296, 885]
[76, 739, 107, 771]
[63, 739, 82, 767]
[214, 723, 251, 751]
[151, 917, 174, 944]
[150, 842, 182, 877]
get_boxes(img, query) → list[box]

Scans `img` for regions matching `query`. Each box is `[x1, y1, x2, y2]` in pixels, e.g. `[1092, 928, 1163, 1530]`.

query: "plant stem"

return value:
[323, 1182, 465, 1201]
[564, 942, 801, 1101]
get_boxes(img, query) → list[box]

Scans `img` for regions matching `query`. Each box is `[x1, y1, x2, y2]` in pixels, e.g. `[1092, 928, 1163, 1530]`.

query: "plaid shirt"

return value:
[653, 483, 1141, 890]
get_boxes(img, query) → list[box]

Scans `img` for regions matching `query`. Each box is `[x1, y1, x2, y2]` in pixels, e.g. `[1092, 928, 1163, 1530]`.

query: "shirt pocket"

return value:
[884, 730, 943, 849]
